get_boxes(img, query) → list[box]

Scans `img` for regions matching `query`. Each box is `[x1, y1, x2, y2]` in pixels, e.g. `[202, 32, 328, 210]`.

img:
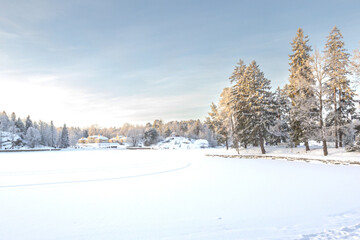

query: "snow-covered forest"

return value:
[0, 112, 216, 149]
[207, 27, 360, 155]
[0, 113, 69, 149]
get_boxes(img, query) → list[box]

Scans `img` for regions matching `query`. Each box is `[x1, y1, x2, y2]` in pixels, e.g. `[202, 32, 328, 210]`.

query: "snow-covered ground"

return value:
[1, 149, 360, 239]
[207, 144, 360, 163]
[156, 137, 209, 149]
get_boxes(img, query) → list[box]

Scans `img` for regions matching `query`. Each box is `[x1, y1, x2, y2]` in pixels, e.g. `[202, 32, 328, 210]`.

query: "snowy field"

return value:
[1, 149, 360, 239]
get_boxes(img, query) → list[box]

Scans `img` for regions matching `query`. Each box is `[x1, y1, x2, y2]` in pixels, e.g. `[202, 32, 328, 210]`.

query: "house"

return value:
[87, 135, 109, 143]
[78, 137, 87, 144]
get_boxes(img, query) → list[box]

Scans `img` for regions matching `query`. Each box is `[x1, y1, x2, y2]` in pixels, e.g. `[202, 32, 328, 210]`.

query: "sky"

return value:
[0, 0, 359, 127]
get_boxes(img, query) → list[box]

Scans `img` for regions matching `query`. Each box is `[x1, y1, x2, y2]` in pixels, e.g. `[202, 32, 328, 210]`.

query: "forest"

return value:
[206, 26, 360, 155]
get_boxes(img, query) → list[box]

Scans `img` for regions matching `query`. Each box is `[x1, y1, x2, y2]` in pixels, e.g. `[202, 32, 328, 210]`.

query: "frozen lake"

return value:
[1, 149, 360, 239]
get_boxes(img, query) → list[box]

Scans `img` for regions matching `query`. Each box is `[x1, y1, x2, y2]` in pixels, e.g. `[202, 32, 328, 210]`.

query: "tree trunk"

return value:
[334, 88, 338, 148]
[225, 137, 229, 150]
[259, 135, 266, 154]
[319, 94, 328, 156]
[322, 140, 328, 156]
[339, 131, 343, 148]
[304, 141, 310, 151]
[338, 91, 343, 148]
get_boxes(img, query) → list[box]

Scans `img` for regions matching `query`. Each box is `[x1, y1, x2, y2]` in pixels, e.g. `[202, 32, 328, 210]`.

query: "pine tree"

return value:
[270, 86, 291, 145]
[324, 26, 356, 148]
[50, 121, 56, 148]
[144, 128, 159, 146]
[232, 60, 276, 154]
[206, 102, 226, 148]
[15, 118, 25, 137]
[230, 60, 252, 150]
[10, 112, 16, 123]
[287, 28, 316, 151]
[0, 111, 10, 131]
[219, 87, 234, 149]
[25, 116, 33, 132]
[352, 46, 360, 83]
[60, 124, 69, 148]
[83, 129, 89, 138]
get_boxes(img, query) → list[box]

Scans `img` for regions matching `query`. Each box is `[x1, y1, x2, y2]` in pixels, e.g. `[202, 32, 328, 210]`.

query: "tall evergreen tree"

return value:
[287, 28, 316, 151]
[232, 60, 276, 154]
[206, 102, 228, 148]
[0, 111, 10, 131]
[25, 116, 33, 132]
[60, 124, 70, 148]
[218, 87, 234, 149]
[15, 118, 25, 137]
[230, 60, 252, 150]
[270, 86, 291, 145]
[324, 26, 356, 147]
[50, 121, 56, 147]
[10, 112, 16, 123]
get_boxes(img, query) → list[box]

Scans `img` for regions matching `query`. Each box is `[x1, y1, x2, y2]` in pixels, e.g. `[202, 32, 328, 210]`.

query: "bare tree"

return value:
[311, 49, 328, 156]
[127, 126, 145, 147]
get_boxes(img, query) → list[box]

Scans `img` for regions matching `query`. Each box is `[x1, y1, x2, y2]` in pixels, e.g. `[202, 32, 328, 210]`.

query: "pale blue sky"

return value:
[0, 0, 359, 127]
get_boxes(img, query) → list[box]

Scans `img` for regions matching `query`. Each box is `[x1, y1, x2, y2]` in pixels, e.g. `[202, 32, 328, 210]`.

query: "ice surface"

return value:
[1, 149, 360, 239]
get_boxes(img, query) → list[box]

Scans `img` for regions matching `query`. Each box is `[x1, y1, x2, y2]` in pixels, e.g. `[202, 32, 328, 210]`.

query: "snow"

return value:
[1, 149, 360, 239]
[76, 142, 125, 149]
[156, 137, 209, 149]
[207, 144, 360, 163]
[0, 131, 22, 149]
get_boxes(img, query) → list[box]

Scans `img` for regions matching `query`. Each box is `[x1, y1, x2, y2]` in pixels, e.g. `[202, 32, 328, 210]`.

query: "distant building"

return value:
[78, 137, 87, 144]
[87, 135, 109, 143]
[76, 135, 123, 149]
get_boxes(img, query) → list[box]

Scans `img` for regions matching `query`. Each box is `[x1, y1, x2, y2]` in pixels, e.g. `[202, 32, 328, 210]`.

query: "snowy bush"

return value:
[25, 127, 41, 148]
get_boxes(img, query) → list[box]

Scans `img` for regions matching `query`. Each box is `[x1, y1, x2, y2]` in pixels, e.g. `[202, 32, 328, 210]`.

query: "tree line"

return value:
[206, 26, 360, 155]
[83, 119, 216, 147]
[0, 112, 69, 149]
[0, 112, 216, 148]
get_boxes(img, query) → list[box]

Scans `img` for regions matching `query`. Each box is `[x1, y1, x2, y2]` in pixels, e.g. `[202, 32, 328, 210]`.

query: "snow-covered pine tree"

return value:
[230, 60, 252, 151]
[324, 26, 356, 148]
[10, 112, 16, 123]
[352, 46, 360, 84]
[25, 116, 33, 132]
[206, 101, 230, 149]
[270, 86, 291, 145]
[15, 118, 25, 138]
[218, 87, 234, 149]
[232, 60, 276, 154]
[246, 61, 277, 154]
[50, 121, 56, 148]
[0, 111, 10, 131]
[60, 124, 69, 148]
[83, 129, 89, 138]
[229, 59, 247, 84]
[287, 28, 317, 151]
[206, 103, 221, 136]
[144, 128, 159, 146]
